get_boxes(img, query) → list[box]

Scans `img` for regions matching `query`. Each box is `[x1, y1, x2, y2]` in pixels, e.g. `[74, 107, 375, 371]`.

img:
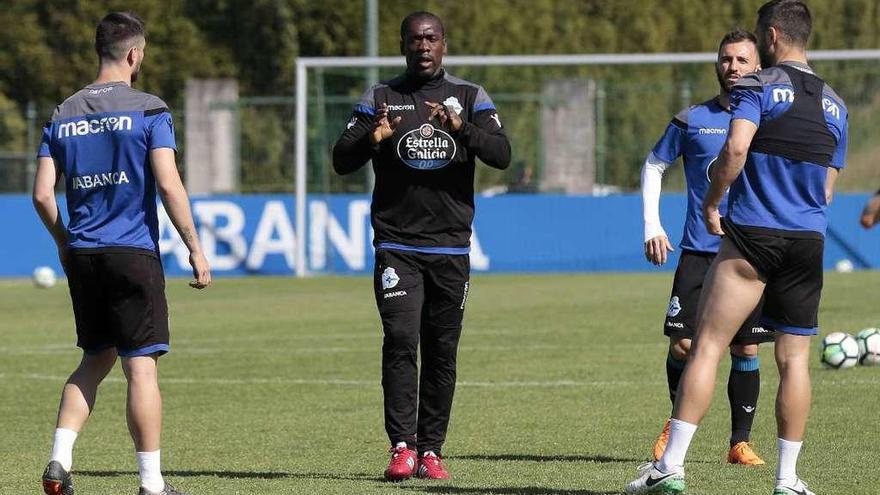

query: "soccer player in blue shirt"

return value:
[33, 12, 210, 495]
[627, 1, 847, 494]
[642, 29, 769, 467]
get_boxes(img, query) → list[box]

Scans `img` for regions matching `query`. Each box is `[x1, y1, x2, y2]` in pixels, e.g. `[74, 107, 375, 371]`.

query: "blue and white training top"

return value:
[727, 61, 848, 237]
[37, 82, 176, 252]
[652, 97, 732, 253]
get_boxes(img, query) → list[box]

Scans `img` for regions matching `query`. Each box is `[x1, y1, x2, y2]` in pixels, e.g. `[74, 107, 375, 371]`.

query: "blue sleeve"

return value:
[651, 121, 686, 164]
[730, 87, 763, 126]
[831, 116, 848, 169]
[146, 111, 177, 151]
[37, 125, 52, 158]
[354, 86, 377, 116]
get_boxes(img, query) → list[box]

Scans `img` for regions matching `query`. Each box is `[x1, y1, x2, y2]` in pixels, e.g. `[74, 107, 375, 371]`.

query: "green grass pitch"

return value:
[1, 272, 879, 494]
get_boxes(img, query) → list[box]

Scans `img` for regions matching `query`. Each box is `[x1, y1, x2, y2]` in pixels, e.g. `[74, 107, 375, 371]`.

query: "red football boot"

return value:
[417, 452, 450, 480]
[384, 445, 417, 482]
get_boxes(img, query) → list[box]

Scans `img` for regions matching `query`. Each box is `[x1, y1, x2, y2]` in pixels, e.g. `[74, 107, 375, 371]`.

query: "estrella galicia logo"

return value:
[667, 296, 682, 318]
[382, 267, 400, 290]
[396, 123, 457, 170]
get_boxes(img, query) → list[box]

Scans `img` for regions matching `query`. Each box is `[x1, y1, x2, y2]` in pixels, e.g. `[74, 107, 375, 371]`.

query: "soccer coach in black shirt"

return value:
[333, 11, 510, 482]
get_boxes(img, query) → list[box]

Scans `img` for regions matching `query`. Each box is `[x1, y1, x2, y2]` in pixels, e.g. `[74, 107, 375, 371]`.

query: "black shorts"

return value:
[664, 249, 773, 345]
[722, 218, 823, 336]
[66, 248, 170, 357]
[373, 248, 470, 326]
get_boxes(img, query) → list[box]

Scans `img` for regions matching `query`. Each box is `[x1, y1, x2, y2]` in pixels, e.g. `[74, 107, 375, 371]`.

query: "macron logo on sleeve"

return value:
[822, 98, 841, 120]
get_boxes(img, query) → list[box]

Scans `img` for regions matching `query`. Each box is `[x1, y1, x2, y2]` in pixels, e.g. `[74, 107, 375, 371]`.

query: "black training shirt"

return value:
[332, 70, 511, 251]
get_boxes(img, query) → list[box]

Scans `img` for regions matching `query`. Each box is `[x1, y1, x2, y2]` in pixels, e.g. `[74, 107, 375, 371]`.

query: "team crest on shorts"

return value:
[382, 267, 400, 289]
[666, 296, 682, 318]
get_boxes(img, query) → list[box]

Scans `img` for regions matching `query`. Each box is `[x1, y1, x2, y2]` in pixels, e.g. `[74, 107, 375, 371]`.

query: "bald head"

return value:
[400, 11, 445, 40]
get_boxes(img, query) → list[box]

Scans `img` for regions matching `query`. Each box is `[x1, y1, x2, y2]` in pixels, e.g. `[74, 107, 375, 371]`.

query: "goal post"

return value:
[293, 50, 880, 277]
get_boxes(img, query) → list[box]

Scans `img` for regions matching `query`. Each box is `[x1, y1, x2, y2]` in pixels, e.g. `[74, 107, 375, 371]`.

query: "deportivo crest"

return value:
[397, 123, 457, 170]
[443, 96, 463, 115]
[382, 267, 400, 289]
[667, 296, 682, 318]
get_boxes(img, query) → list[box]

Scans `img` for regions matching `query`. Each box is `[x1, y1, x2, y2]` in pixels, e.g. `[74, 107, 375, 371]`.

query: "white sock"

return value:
[657, 419, 698, 473]
[136, 450, 164, 493]
[50, 428, 78, 471]
[776, 438, 803, 484]
[394, 441, 408, 449]
[422, 450, 437, 458]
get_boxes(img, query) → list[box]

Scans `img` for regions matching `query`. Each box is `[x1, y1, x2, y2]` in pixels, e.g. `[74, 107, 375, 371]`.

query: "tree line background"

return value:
[1, 0, 878, 192]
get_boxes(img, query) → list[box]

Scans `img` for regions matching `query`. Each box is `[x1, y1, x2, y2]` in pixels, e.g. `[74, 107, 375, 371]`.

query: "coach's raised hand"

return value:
[371, 103, 402, 144]
[425, 101, 462, 131]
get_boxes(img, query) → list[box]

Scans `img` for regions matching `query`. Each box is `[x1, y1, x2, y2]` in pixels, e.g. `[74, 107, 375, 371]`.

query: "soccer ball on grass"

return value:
[32, 266, 57, 289]
[856, 328, 880, 366]
[819, 332, 859, 369]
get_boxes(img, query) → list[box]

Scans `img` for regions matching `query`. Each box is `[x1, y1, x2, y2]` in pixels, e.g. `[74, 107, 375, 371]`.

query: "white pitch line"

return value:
[7, 372, 878, 389]
[0, 341, 666, 356]
[10, 373, 656, 388]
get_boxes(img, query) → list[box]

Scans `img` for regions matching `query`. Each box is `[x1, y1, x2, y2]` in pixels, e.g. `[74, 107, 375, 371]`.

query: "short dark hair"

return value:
[718, 28, 758, 55]
[756, 0, 812, 47]
[95, 12, 145, 61]
[400, 11, 445, 40]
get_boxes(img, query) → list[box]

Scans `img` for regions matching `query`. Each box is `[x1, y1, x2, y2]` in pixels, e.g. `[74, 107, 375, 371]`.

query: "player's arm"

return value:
[150, 148, 211, 289]
[32, 157, 68, 257]
[704, 79, 762, 235]
[332, 108, 383, 175]
[703, 118, 757, 235]
[861, 190, 880, 229]
[457, 109, 510, 170]
[32, 118, 69, 269]
[641, 152, 674, 265]
[825, 167, 838, 205]
[333, 86, 400, 175]
[641, 115, 685, 265]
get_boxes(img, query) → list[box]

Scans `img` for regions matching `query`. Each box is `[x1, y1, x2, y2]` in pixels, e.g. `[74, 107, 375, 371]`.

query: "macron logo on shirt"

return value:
[57, 115, 133, 139]
[698, 128, 726, 135]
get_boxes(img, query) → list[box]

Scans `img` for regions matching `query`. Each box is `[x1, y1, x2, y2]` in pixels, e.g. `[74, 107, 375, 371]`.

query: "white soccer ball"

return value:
[856, 328, 880, 366]
[834, 259, 854, 273]
[820, 332, 859, 369]
[32, 266, 57, 289]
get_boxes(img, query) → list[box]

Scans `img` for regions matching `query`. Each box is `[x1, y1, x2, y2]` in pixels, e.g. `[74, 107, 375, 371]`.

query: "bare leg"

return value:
[672, 239, 765, 424]
[774, 333, 812, 441]
[56, 348, 118, 431]
[121, 355, 162, 452]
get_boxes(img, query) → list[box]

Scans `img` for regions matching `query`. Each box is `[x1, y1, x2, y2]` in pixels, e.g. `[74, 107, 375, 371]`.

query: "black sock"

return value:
[666, 352, 687, 410]
[728, 354, 760, 446]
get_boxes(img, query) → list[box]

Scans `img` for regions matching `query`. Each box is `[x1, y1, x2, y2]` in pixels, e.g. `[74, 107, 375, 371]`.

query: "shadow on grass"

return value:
[402, 486, 615, 495]
[78, 470, 288, 480]
[449, 453, 714, 465]
[77, 470, 384, 482]
[449, 454, 639, 463]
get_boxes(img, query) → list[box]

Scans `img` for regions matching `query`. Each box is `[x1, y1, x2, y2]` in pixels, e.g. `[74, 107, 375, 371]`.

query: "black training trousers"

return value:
[373, 248, 470, 455]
